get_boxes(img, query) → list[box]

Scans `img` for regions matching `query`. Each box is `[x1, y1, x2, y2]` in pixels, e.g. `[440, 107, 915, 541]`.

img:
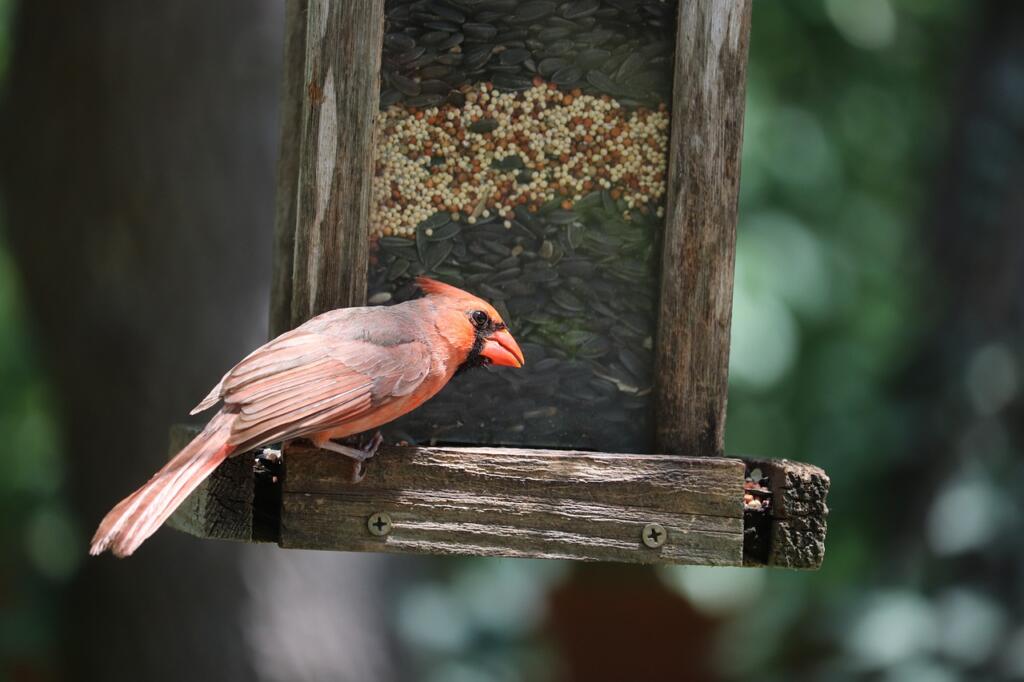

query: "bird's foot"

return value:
[308, 432, 383, 483]
[355, 431, 383, 459]
[316, 438, 377, 463]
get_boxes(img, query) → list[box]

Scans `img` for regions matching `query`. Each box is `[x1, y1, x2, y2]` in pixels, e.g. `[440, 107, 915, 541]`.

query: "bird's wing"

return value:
[211, 331, 433, 448]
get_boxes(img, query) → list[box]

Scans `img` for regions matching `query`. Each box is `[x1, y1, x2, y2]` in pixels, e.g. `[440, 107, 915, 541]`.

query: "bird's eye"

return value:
[471, 310, 489, 328]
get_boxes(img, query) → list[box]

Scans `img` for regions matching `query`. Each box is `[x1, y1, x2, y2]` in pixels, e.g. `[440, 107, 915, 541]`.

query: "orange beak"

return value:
[481, 328, 525, 368]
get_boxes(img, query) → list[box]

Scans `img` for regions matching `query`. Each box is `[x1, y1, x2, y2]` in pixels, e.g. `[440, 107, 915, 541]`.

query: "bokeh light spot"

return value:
[825, 0, 898, 50]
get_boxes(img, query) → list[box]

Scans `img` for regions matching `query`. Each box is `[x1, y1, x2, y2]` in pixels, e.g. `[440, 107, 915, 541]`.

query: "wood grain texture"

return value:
[288, 0, 384, 327]
[166, 427, 829, 569]
[280, 444, 745, 565]
[270, 0, 311, 338]
[746, 459, 830, 569]
[655, 0, 752, 457]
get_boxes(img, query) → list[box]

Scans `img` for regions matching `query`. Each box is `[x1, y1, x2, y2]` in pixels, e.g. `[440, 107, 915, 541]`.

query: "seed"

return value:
[428, 222, 462, 241]
[491, 73, 533, 91]
[384, 33, 416, 52]
[545, 210, 577, 225]
[386, 258, 410, 281]
[562, 0, 600, 19]
[469, 118, 499, 133]
[538, 57, 569, 76]
[463, 22, 498, 39]
[389, 73, 421, 97]
[551, 65, 583, 85]
[423, 240, 454, 271]
[419, 31, 451, 46]
[404, 93, 446, 107]
[510, 1, 556, 23]
[537, 27, 571, 42]
[464, 45, 495, 70]
[499, 47, 531, 65]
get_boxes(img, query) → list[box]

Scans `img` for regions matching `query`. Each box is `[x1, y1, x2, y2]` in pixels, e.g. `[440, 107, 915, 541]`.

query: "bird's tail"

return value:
[90, 411, 236, 558]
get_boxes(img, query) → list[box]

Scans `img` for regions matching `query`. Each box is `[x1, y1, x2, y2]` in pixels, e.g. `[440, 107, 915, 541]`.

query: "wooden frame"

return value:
[175, 0, 831, 569]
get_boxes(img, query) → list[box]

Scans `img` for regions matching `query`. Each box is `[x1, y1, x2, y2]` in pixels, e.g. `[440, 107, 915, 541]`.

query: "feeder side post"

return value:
[655, 0, 752, 457]
[270, 0, 311, 338]
[276, 0, 385, 332]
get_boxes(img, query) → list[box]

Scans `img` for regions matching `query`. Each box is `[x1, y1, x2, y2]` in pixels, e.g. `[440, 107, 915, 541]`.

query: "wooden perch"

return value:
[167, 425, 829, 569]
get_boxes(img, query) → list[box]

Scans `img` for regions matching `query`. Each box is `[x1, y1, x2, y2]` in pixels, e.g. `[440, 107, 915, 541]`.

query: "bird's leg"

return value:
[358, 431, 384, 457]
[309, 431, 383, 462]
[314, 440, 375, 462]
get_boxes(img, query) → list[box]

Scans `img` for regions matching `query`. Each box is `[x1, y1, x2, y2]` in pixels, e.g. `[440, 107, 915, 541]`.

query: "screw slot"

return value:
[642, 522, 667, 549]
[368, 512, 393, 537]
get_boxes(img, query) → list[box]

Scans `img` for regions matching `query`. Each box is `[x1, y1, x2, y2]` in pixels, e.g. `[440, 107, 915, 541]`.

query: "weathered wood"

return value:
[281, 445, 744, 565]
[655, 0, 752, 457]
[269, 0, 311, 338]
[166, 427, 829, 569]
[744, 459, 830, 569]
[286, 0, 384, 328]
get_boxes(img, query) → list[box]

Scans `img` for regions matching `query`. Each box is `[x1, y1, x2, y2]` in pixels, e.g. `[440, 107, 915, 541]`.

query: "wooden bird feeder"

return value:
[171, 0, 830, 569]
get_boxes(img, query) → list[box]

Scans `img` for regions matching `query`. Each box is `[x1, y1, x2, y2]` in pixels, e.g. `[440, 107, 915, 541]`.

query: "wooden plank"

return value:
[165, 427, 828, 568]
[281, 445, 744, 565]
[655, 0, 753, 457]
[287, 0, 384, 328]
[269, 0, 310, 338]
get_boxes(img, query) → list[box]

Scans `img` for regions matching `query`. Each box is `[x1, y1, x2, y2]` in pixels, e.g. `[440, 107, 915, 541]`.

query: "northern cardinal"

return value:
[90, 277, 524, 557]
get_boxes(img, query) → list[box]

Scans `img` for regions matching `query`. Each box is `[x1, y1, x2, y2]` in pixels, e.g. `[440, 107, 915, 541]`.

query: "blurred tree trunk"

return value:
[0, 2, 398, 681]
[891, 0, 1024, 534]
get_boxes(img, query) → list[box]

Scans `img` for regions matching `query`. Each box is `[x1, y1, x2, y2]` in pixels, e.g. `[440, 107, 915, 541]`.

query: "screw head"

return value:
[367, 512, 392, 537]
[642, 522, 667, 548]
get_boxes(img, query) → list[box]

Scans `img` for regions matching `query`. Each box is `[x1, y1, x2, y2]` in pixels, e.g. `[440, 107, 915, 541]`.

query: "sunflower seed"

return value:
[538, 57, 568, 76]
[491, 73, 533, 91]
[575, 48, 611, 69]
[428, 222, 462, 241]
[419, 30, 451, 45]
[537, 27, 572, 42]
[386, 258, 411, 281]
[384, 33, 416, 52]
[389, 73, 421, 96]
[405, 93, 446, 107]
[469, 117, 499, 133]
[380, 89, 402, 107]
[562, 0, 600, 19]
[499, 47, 531, 65]
[463, 21, 498, 39]
[551, 65, 583, 85]
[510, 1, 556, 23]
[424, 240, 454, 270]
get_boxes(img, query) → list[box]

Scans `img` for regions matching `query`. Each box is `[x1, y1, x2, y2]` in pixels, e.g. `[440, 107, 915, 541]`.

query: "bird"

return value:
[90, 276, 524, 557]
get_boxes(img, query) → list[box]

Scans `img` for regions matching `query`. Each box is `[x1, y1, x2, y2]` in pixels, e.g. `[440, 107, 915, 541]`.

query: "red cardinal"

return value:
[90, 277, 524, 557]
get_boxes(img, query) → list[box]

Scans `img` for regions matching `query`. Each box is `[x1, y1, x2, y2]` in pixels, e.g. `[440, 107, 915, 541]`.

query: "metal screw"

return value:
[368, 512, 392, 537]
[642, 522, 667, 548]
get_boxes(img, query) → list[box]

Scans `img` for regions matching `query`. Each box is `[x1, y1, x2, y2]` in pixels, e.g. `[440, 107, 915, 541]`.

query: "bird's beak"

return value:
[481, 328, 525, 368]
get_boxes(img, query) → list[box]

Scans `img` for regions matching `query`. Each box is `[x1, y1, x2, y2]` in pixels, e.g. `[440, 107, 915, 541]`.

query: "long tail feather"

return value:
[90, 412, 236, 557]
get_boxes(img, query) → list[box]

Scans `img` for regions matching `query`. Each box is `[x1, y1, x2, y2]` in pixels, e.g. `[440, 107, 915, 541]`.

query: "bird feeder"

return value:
[171, 0, 830, 569]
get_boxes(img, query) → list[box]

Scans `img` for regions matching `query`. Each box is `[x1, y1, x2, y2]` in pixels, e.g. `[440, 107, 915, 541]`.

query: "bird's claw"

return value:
[360, 431, 384, 458]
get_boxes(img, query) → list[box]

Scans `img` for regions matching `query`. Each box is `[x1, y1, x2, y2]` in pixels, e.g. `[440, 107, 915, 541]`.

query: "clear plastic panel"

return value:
[368, 0, 676, 452]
